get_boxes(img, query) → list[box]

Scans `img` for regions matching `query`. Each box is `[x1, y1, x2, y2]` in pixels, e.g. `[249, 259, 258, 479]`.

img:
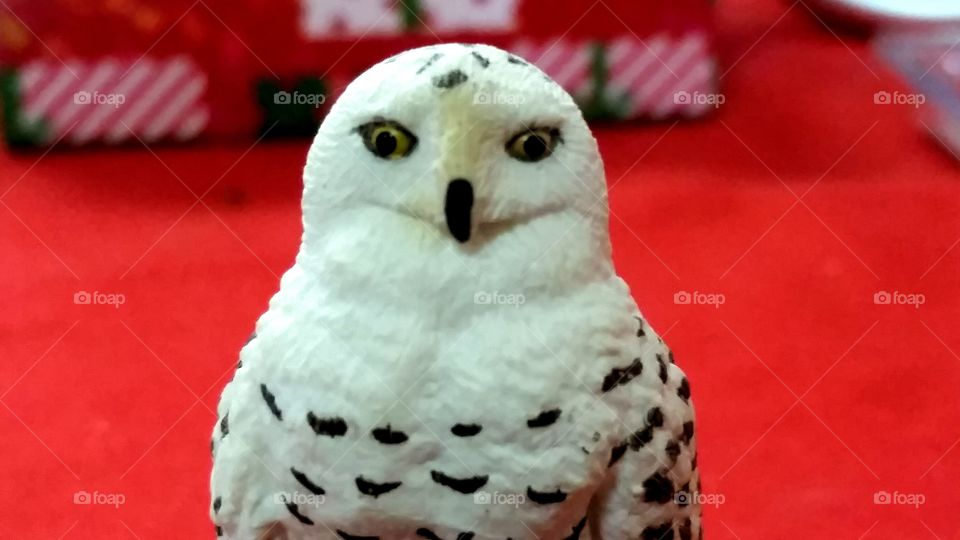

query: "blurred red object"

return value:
[0, 0, 717, 149]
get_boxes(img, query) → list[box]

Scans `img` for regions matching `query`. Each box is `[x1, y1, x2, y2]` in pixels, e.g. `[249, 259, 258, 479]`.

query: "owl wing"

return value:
[590, 315, 702, 540]
[210, 331, 305, 540]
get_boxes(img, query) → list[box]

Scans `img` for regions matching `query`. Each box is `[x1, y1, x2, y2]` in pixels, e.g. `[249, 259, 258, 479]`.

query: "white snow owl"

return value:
[211, 43, 702, 540]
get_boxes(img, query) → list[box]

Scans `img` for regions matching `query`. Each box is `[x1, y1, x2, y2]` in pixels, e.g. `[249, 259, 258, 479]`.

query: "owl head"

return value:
[299, 44, 612, 287]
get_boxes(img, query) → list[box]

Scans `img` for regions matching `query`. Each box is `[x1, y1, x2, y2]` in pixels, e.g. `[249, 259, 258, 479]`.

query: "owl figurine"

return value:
[211, 43, 702, 540]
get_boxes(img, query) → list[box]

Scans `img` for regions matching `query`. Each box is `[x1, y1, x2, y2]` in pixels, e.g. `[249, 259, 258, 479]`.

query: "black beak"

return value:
[444, 178, 474, 243]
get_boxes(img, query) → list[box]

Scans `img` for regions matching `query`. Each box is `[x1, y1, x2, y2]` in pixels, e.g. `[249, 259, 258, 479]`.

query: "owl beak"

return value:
[444, 178, 474, 243]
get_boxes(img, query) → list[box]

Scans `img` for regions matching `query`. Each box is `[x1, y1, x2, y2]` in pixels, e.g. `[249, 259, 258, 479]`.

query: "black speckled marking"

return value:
[291, 467, 325, 495]
[601, 357, 643, 392]
[284, 498, 314, 525]
[507, 54, 528, 65]
[416, 528, 474, 540]
[261, 383, 282, 421]
[433, 69, 468, 89]
[680, 421, 695, 444]
[416, 529, 443, 540]
[471, 51, 490, 68]
[215, 525, 223, 537]
[563, 516, 588, 540]
[628, 426, 654, 450]
[527, 408, 561, 428]
[372, 424, 408, 445]
[628, 407, 664, 450]
[665, 440, 681, 464]
[677, 378, 691, 402]
[212, 496, 221, 513]
[337, 530, 380, 540]
[668, 350, 675, 364]
[609, 442, 628, 467]
[641, 523, 674, 540]
[635, 316, 645, 337]
[647, 407, 664, 428]
[642, 471, 674, 504]
[451, 423, 482, 437]
[355, 476, 402, 498]
[527, 486, 568, 505]
[219, 413, 229, 438]
[657, 354, 668, 383]
[416, 52, 442, 74]
[430, 470, 488, 494]
[306, 413, 348, 437]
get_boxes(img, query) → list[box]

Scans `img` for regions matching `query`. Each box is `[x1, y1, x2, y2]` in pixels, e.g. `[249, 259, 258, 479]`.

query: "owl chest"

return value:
[232, 293, 628, 535]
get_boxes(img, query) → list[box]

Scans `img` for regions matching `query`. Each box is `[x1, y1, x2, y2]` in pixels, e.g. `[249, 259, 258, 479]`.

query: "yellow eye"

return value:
[506, 127, 561, 162]
[358, 121, 417, 160]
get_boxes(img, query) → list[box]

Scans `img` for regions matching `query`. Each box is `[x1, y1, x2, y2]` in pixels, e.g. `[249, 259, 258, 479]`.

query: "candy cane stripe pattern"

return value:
[16, 56, 210, 146]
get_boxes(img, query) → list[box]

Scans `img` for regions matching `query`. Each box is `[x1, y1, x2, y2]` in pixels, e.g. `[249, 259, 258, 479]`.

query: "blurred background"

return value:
[2, 0, 960, 538]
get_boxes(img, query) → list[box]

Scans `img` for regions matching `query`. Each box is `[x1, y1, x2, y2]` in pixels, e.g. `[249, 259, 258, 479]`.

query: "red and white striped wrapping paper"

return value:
[16, 56, 210, 145]
[511, 32, 717, 119]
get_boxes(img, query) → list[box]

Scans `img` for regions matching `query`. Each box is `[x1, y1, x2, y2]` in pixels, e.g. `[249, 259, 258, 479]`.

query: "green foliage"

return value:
[0, 69, 48, 149]
[255, 76, 328, 138]
[399, 0, 424, 31]
[577, 42, 632, 122]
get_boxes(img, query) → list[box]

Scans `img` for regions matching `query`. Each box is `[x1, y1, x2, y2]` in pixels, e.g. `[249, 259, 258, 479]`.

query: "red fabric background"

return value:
[2, 0, 959, 538]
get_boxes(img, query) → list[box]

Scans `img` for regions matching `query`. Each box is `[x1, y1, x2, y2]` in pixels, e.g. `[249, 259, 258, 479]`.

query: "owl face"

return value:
[302, 43, 607, 248]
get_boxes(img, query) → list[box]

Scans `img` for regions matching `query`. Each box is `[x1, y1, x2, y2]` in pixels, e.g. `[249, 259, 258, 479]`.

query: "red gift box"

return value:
[0, 0, 718, 148]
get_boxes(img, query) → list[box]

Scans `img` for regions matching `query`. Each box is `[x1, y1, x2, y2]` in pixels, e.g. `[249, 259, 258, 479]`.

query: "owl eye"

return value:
[357, 121, 418, 160]
[506, 127, 561, 162]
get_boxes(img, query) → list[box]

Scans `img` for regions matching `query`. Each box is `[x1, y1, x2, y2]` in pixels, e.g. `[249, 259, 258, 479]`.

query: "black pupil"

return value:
[523, 135, 547, 159]
[375, 131, 398, 156]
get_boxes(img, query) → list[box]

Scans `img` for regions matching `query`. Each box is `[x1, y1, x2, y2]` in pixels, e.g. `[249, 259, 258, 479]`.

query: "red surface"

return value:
[3, 0, 960, 538]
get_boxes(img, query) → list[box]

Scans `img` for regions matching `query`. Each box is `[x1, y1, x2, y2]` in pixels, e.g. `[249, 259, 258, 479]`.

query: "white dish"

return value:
[816, 0, 960, 23]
